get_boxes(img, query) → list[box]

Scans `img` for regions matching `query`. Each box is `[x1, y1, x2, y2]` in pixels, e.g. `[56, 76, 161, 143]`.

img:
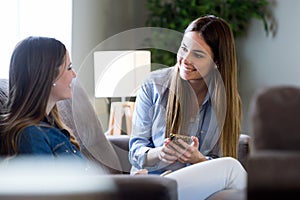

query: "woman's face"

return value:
[50, 50, 76, 102]
[177, 31, 215, 81]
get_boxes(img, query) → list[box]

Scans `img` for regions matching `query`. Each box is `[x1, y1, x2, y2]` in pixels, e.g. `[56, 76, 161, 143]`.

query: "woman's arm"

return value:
[129, 82, 156, 169]
[129, 80, 172, 171]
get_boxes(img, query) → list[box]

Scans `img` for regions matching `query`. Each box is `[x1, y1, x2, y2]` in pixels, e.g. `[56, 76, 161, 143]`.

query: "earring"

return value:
[52, 83, 56, 87]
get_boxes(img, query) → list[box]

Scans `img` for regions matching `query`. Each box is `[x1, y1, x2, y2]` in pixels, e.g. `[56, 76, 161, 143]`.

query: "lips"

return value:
[181, 65, 197, 73]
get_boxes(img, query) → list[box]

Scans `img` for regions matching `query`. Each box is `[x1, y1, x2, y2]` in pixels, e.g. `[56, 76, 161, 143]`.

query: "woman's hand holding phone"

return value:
[158, 138, 178, 164]
[168, 134, 207, 164]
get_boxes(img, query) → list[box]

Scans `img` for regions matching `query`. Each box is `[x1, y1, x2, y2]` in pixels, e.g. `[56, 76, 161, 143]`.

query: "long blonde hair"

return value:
[165, 16, 242, 158]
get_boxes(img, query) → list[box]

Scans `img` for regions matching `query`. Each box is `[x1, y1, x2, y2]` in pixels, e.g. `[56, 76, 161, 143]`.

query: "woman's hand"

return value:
[134, 169, 148, 175]
[158, 138, 178, 163]
[168, 136, 207, 164]
[145, 138, 178, 166]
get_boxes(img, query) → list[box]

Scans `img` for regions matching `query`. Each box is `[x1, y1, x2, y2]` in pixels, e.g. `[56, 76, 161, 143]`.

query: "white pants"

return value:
[165, 157, 247, 200]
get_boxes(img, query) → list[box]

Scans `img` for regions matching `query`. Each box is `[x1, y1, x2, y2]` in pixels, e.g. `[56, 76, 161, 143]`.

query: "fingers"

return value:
[159, 141, 178, 163]
[169, 139, 191, 154]
[134, 169, 148, 175]
[159, 149, 177, 163]
[168, 138, 203, 164]
[160, 137, 204, 164]
[191, 136, 199, 148]
[168, 139, 192, 162]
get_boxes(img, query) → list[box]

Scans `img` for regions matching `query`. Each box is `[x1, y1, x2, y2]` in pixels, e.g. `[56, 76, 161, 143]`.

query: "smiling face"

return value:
[177, 31, 215, 81]
[49, 50, 76, 102]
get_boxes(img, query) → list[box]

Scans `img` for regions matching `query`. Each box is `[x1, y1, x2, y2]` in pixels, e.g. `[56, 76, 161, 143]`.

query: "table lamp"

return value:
[93, 50, 151, 135]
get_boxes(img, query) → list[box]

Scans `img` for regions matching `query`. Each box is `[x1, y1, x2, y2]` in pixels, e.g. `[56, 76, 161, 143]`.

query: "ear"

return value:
[214, 61, 219, 69]
[214, 60, 219, 66]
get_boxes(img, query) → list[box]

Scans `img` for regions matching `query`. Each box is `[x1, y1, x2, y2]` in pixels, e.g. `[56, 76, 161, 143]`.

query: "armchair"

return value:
[247, 86, 300, 199]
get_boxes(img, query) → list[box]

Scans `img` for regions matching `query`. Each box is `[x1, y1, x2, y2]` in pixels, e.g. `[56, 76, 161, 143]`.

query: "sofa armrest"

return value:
[110, 174, 178, 200]
[107, 135, 131, 174]
[238, 134, 251, 169]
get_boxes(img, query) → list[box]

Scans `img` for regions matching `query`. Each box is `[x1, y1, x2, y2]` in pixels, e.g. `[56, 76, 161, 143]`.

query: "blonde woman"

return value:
[129, 15, 246, 199]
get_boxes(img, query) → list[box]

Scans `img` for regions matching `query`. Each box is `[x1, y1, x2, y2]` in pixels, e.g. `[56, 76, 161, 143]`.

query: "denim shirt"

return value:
[17, 122, 85, 161]
[129, 67, 220, 174]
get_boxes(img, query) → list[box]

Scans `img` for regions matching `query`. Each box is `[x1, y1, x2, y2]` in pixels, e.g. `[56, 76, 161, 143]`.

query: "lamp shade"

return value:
[94, 50, 151, 98]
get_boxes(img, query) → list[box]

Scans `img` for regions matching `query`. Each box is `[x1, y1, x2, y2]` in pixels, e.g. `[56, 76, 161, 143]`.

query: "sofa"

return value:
[0, 78, 250, 200]
[247, 86, 300, 199]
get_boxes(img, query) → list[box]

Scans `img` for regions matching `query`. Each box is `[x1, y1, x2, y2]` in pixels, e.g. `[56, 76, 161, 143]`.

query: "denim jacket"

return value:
[17, 122, 85, 161]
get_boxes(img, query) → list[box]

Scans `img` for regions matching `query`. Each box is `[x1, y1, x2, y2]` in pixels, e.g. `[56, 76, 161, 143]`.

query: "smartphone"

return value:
[169, 133, 192, 147]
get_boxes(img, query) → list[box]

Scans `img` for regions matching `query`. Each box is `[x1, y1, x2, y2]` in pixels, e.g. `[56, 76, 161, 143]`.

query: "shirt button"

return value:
[65, 150, 69, 153]
[73, 150, 77, 153]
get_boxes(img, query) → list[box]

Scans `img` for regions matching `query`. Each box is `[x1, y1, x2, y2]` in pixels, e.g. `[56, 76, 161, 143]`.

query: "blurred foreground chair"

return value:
[248, 86, 300, 199]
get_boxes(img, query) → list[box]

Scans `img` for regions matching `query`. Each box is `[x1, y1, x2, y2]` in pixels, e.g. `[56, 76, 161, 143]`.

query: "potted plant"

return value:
[145, 0, 272, 69]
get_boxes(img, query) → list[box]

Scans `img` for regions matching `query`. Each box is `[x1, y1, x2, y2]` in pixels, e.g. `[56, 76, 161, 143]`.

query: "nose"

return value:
[182, 51, 193, 65]
[72, 68, 77, 78]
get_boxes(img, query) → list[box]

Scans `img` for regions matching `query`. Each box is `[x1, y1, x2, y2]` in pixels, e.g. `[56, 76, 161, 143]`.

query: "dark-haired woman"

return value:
[0, 36, 83, 160]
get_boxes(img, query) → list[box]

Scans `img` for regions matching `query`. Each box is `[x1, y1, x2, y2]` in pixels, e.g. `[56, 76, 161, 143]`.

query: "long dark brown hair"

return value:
[0, 36, 79, 155]
[165, 16, 242, 158]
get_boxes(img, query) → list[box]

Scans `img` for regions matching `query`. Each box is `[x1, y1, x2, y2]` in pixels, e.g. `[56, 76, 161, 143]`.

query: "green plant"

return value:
[146, 0, 271, 69]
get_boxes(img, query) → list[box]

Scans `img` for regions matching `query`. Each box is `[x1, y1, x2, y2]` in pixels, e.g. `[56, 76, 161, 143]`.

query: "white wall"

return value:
[236, 0, 300, 133]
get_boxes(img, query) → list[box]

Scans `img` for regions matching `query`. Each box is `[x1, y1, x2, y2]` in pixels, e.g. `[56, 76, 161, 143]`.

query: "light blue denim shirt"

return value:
[129, 67, 220, 174]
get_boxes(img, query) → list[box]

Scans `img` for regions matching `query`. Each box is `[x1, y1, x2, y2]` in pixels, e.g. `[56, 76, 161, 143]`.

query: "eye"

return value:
[67, 65, 73, 71]
[193, 52, 203, 58]
[181, 46, 188, 52]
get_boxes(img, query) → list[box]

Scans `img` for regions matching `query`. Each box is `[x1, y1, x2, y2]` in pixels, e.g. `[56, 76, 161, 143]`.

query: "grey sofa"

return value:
[0, 78, 250, 200]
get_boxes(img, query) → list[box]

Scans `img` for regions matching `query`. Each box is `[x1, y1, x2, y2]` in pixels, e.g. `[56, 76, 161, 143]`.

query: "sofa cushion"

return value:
[57, 79, 123, 174]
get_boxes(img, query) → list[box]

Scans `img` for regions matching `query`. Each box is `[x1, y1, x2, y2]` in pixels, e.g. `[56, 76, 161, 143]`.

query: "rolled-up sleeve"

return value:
[129, 68, 177, 173]
[129, 81, 155, 169]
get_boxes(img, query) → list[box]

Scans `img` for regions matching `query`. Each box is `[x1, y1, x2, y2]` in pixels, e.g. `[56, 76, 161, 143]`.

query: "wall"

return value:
[72, 0, 148, 130]
[236, 0, 300, 133]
